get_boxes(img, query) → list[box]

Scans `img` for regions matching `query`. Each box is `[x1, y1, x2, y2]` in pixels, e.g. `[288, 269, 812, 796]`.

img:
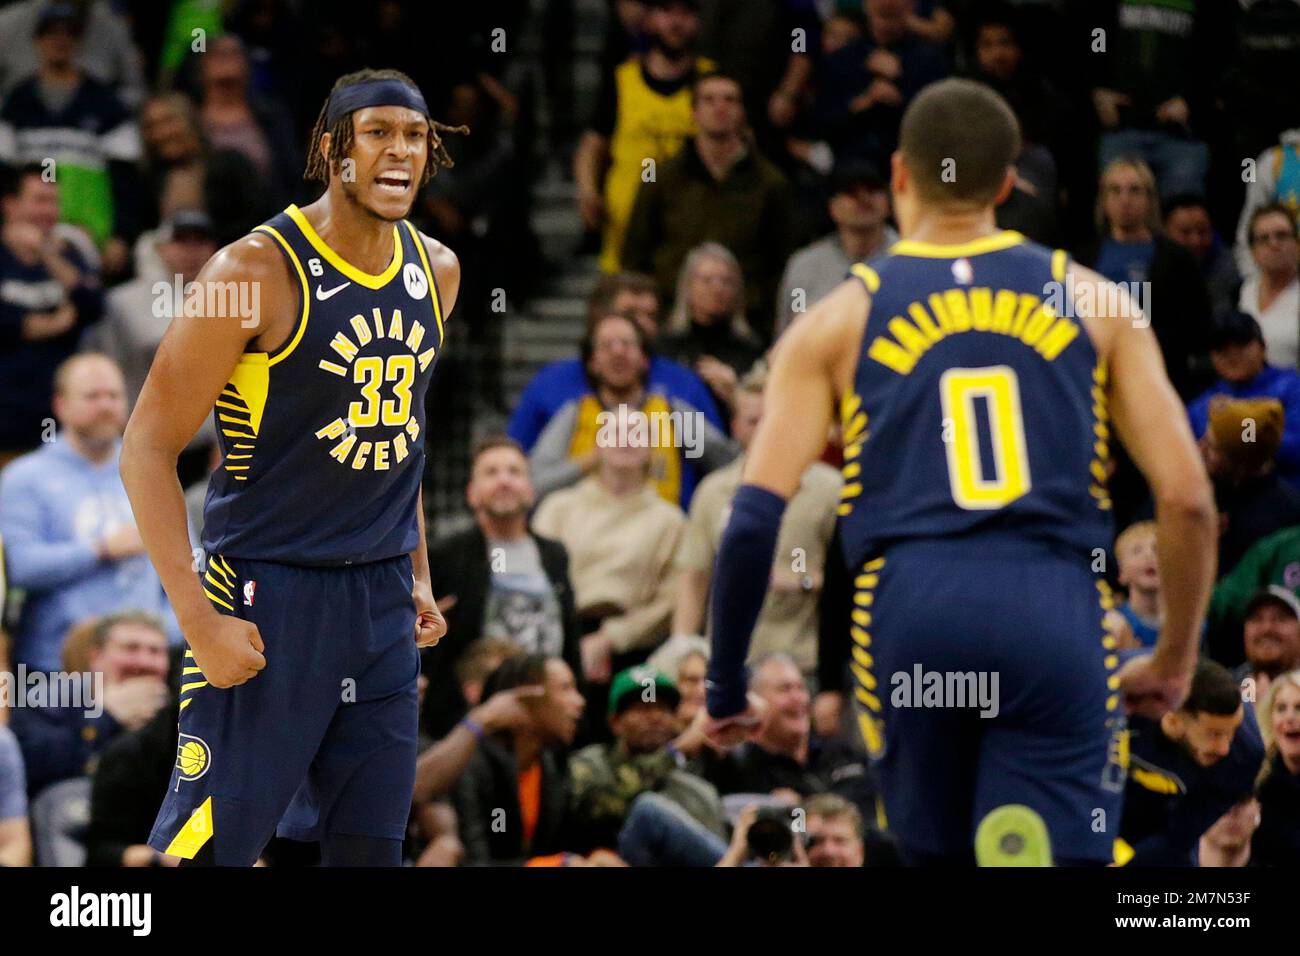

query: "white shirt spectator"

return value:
[1239, 274, 1300, 370]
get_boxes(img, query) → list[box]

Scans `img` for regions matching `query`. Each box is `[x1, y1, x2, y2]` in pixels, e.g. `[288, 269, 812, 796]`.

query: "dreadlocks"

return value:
[303, 68, 468, 187]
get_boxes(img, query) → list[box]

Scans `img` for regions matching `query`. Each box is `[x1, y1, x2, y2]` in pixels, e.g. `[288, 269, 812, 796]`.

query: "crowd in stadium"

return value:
[1, 0, 1299, 868]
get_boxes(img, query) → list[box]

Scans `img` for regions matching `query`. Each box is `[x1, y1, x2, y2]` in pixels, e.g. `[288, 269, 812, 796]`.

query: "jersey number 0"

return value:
[939, 365, 1032, 511]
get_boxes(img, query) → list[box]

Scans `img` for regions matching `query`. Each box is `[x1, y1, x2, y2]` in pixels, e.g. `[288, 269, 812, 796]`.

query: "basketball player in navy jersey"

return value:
[703, 79, 1217, 866]
[121, 69, 465, 866]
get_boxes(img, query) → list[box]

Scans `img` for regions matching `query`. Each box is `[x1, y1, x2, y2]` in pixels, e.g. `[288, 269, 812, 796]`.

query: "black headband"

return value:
[325, 78, 430, 128]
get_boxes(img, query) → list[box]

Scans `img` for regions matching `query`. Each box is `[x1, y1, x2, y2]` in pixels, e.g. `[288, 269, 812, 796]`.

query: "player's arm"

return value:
[119, 237, 286, 688]
[705, 280, 861, 732]
[407, 236, 460, 647]
[1081, 265, 1216, 713]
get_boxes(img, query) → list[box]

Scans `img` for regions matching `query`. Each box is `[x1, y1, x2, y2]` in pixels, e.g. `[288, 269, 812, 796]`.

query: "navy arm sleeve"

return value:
[705, 484, 786, 718]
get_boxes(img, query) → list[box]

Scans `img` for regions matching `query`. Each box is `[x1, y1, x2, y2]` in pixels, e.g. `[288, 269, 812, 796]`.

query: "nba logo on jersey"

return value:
[403, 262, 428, 300]
[952, 257, 973, 285]
[243, 580, 257, 606]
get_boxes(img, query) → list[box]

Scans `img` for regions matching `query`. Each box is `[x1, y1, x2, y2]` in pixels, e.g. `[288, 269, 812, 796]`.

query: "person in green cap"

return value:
[568, 664, 725, 853]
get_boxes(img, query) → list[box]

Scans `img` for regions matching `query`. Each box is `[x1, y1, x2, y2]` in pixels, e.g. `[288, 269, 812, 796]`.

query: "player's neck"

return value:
[301, 192, 398, 276]
[902, 207, 1001, 248]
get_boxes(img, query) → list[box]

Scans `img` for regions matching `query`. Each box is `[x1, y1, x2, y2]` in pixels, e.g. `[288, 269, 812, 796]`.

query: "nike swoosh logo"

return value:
[316, 282, 351, 301]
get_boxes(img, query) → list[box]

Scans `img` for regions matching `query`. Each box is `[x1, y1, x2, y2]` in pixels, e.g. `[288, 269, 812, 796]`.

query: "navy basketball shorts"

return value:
[847, 536, 1127, 864]
[149, 553, 420, 866]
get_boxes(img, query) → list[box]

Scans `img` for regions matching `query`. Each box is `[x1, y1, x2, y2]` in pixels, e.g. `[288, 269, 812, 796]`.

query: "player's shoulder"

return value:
[775, 275, 869, 370]
[204, 230, 291, 284]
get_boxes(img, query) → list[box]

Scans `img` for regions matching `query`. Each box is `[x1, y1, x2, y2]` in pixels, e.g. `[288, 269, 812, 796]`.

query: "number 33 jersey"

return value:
[837, 230, 1112, 571]
[201, 204, 445, 567]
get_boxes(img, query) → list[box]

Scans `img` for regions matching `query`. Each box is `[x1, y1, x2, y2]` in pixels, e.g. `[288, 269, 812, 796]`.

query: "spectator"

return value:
[963, 4, 1066, 197]
[529, 311, 736, 509]
[453, 655, 586, 865]
[621, 71, 798, 336]
[414, 654, 543, 803]
[195, 35, 299, 211]
[532, 435, 688, 690]
[10, 611, 169, 797]
[1076, 157, 1212, 400]
[804, 793, 865, 868]
[0, 354, 179, 671]
[705, 654, 877, 821]
[1118, 659, 1264, 867]
[1112, 520, 1162, 649]
[1090, 0, 1223, 197]
[672, 365, 841, 680]
[0, 163, 104, 460]
[775, 161, 898, 338]
[1252, 669, 1300, 866]
[1187, 312, 1300, 488]
[82, 209, 218, 415]
[136, 92, 270, 248]
[1238, 204, 1300, 371]
[0, 724, 32, 866]
[1208, 526, 1300, 668]
[1163, 194, 1241, 318]
[0, 0, 145, 108]
[1233, 129, 1300, 278]
[694, 0, 820, 150]
[84, 699, 177, 866]
[568, 664, 726, 853]
[507, 272, 723, 452]
[422, 436, 583, 738]
[1199, 397, 1300, 576]
[1234, 588, 1300, 700]
[657, 244, 766, 414]
[0, 4, 142, 270]
[574, 0, 714, 274]
[1197, 798, 1260, 867]
[646, 632, 709, 728]
[810, 0, 949, 173]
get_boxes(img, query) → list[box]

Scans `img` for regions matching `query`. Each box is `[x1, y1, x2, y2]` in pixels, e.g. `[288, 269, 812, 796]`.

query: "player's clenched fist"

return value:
[187, 615, 267, 688]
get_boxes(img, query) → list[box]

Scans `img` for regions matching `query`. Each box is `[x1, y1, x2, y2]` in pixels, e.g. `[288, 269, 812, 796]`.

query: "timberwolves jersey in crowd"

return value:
[838, 230, 1113, 570]
[201, 204, 444, 567]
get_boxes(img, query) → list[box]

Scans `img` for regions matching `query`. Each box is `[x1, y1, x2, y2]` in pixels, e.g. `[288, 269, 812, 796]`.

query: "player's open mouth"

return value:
[375, 171, 411, 193]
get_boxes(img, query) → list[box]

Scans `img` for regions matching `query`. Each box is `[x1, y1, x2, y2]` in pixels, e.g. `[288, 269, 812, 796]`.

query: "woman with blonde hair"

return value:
[1252, 668, 1300, 864]
[659, 243, 764, 416]
[1075, 155, 1212, 405]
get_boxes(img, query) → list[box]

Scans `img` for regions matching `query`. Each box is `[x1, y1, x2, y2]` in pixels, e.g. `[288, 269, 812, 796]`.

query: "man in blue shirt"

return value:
[508, 272, 724, 450]
[0, 353, 179, 671]
[1187, 311, 1300, 487]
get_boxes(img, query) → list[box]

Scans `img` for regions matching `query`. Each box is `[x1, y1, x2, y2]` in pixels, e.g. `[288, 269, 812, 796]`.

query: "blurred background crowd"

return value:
[1, 0, 1300, 868]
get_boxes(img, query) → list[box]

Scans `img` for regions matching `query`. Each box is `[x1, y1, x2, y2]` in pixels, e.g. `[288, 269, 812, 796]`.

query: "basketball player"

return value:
[703, 79, 1217, 866]
[121, 69, 465, 866]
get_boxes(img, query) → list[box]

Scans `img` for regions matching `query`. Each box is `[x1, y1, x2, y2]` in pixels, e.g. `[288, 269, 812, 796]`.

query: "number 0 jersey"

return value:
[201, 204, 444, 567]
[837, 230, 1112, 571]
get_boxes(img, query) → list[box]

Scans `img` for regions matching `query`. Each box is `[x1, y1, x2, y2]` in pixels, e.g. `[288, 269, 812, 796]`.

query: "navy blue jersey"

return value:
[201, 205, 444, 566]
[838, 230, 1112, 569]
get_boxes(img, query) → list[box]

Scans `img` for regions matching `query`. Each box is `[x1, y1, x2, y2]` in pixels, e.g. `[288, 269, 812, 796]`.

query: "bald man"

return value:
[0, 353, 180, 671]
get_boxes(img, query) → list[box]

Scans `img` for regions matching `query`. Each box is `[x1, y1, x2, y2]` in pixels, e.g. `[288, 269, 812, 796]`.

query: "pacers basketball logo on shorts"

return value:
[175, 733, 212, 791]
